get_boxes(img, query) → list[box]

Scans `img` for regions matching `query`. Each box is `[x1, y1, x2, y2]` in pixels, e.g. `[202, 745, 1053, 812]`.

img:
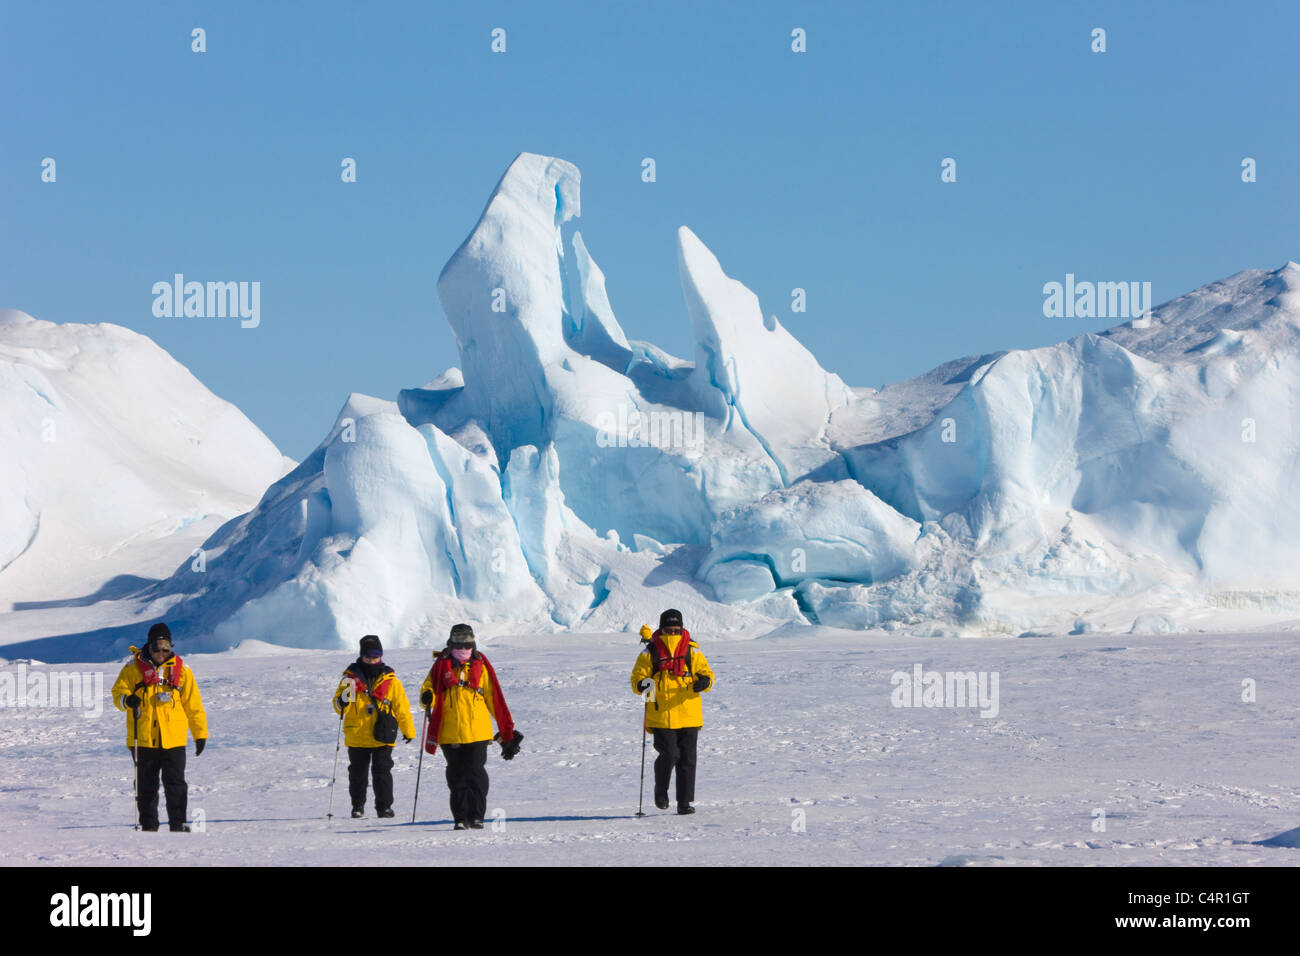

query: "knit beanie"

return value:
[146, 622, 173, 651]
[659, 608, 684, 630]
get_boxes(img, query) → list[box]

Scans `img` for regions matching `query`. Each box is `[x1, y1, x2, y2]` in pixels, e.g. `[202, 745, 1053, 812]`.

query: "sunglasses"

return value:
[362, 651, 382, 659]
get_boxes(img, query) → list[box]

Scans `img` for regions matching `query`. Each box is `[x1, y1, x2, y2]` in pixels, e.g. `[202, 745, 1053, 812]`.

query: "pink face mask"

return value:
[451, 647, 473, 663]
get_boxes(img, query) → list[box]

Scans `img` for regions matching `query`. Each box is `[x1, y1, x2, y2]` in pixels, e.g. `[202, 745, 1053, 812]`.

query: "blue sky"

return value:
[3, 0, 1298, 460]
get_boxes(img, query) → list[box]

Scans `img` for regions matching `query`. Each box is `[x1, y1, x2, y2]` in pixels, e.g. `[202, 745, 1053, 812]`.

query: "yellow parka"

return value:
[333, 664, 417, 748]
[112, 648, 208, 749]
[419, 658, 505, 745]
[630, 631, 715, 730]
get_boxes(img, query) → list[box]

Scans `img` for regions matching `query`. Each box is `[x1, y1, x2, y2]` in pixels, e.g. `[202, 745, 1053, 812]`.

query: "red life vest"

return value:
[135, 650, 184, 690]
[649, 628, 694, 677]
[422, 650, 514, 755]
[344, 664, 395, 704]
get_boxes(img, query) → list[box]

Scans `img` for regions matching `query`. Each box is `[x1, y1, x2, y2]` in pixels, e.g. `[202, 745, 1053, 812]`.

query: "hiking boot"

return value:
[677, 804, 695, 815]
[377, 808, 395, 818]
[453, 820, 468, 830]
[170, 824, 191, 833]
[351, 808, 364, 819]
[469, 819, 484, 829]
[655, 795, 670, 810]
[140, 823, 159, 832]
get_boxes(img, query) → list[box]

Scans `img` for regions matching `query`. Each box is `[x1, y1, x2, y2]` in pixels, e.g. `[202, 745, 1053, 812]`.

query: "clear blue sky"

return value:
[3, 0, 1297, 460]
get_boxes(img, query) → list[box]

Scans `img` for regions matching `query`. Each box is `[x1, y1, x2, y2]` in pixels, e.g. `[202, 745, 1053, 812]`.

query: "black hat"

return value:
[659, 608, 683, 630]
[447, 623, 476, 647]
[359, 635, 383, 657]
[146, 622, 173, 649]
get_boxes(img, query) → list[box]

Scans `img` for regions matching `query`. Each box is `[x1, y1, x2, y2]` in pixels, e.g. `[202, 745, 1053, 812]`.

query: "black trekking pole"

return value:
[131, 707, 141, 830]
[412, 705, 429, 823]
[326, 710, 344, 821]
[635, 705, 648, 817]
[635, 627, 653, 818]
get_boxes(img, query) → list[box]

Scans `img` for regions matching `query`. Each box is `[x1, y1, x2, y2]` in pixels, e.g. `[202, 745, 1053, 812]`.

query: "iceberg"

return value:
[12, 155, 1300, 655]
[0, 309, 291, 613]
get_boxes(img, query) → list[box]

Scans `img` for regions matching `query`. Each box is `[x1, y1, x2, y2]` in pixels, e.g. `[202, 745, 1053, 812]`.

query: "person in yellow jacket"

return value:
[332, 635, 417, 818]
[418, 623, 521, 830]
[111, 623, 208, 832]
[630, 608, 714, 815]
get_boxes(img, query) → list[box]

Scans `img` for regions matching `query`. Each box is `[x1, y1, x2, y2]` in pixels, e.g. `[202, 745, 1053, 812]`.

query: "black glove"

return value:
[420, 689, 433, 707]
[334, 696, 347, 713]
[500, 730, 523, 760]
[636, 678, 652, 693]
[194, 738, 206, 756]
[124, 694, 141, 709]
[692, 675, 711, 693]
[403, 735, 414, 744]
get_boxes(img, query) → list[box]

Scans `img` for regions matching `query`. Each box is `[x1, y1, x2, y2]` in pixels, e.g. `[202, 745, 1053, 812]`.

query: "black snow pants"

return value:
[443, 741, 490, 824]
[348, 745, 394, 813]
[135, 745, 187, 830]
[652, 727, 699, 806]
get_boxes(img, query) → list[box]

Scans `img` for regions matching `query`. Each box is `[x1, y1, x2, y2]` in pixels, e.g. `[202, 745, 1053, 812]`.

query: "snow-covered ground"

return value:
[3, 630, 1297, 866]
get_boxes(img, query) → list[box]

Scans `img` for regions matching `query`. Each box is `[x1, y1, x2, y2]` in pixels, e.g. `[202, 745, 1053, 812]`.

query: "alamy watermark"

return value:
[0, 664, 104, 718]
[594, 407, 705, 449]
[152, 274, 260, 328]
[1042, 274, 1151, 325]
[890, 664, 1000, 718]
[50, 886, 151, 936]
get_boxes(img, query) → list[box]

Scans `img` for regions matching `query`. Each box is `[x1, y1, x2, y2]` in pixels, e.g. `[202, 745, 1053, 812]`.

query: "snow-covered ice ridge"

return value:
[9, 153, 1300, 654]
[0, 309, 292, 625]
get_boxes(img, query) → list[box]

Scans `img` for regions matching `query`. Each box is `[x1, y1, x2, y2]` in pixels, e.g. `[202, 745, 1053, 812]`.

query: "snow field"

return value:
[1, 631, 1297, 866]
